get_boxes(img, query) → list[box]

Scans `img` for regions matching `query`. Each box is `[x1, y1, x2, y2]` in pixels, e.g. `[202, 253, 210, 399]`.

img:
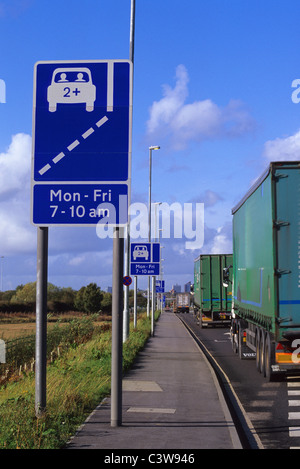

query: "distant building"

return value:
[172, 284, 181, 293]
[184, 282, 191, 292]
[106, 286, 112, 293]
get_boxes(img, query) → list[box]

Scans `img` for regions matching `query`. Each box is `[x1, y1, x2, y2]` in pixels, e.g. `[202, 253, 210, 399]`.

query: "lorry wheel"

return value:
[256, 328, 266, 374]
[260, 330, 266, 375]
[238, 321, 243, 359]
[264, 333, 272, 381]
[256, 329, 261, 372]
[231, 328, 238, 353]
[231, 320, 238, 353]
[264, 333, 279, 381]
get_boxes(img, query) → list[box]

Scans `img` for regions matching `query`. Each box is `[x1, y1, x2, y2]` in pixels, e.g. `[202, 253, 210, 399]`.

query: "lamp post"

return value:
[0, 256, 4, 292]
[147, 145, 160, 318]
[151, 202, 161, 335]
[159, 237, 164, 312]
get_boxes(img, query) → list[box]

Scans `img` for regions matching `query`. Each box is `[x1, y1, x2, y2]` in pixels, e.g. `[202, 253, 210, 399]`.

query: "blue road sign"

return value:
[31, 60, 132, 226]
[156, 280, 165, 293]
[130, 242, 160, 276]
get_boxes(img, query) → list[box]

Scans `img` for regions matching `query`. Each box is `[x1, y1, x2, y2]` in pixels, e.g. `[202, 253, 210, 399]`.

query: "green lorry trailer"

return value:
[229, 161, 300, 380]
[193, 254, 233, 327]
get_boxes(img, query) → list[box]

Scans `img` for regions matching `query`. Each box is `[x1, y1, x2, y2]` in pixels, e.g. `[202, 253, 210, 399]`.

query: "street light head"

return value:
[149, 145, 160, 150]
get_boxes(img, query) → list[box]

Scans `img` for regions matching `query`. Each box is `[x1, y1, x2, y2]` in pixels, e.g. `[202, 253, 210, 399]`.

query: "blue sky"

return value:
[0, 0, 300, 292]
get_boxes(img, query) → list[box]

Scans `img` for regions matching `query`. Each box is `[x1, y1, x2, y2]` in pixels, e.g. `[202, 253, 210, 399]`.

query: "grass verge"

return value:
[0, 312, 157, 449]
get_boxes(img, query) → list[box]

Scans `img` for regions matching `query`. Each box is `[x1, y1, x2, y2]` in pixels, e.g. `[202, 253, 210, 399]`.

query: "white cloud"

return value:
[0, 133, 35, 254]
[147, 64, 189, 134]
[147, 65, 255, 149]
[68, 254, 86, 267]
[191, 189, 223, 208]
[263, 129, 300, 161]
[0, 0, 33, 18]
[211, 224, 232, 254]
[0, 132, 31, 198]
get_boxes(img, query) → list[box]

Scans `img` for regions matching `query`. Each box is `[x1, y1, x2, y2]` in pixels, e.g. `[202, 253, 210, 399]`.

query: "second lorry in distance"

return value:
[174, 292, 190, 313]
[194, 254, 232, 327]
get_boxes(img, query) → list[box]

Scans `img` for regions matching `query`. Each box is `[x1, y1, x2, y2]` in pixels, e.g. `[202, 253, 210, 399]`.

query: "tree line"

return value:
[0, 282, 147, 314]
[0, 282, 106, 314]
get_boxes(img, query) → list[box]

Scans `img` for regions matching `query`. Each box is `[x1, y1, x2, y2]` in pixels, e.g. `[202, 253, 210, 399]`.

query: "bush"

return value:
[1, 315, 101, 377]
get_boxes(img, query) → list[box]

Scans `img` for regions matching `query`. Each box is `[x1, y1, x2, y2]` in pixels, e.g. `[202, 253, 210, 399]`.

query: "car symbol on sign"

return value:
[47, 67, 96, 112]
[133, 245, 149, 261]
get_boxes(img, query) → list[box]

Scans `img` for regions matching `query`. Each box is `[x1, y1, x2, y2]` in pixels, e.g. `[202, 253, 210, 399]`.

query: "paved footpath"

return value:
[66, 312, 242, 450]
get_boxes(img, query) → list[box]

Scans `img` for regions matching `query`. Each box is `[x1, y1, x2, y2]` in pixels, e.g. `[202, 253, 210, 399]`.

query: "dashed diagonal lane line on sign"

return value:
[82, 127, 94, 139]
[38, 115, 109, 176]
[52, 152, 65, 164]
[39, 164, 51, 175]
[67, 139, 80, 151]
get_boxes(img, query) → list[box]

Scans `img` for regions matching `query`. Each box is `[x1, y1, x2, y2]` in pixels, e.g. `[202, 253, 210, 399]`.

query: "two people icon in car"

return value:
[47, 67, 96, 112]
[132, 245, 149, 261]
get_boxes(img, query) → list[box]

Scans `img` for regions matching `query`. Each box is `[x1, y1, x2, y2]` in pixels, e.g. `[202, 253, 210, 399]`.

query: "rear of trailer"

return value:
[231, 161, 300, 379]
[194, 254, 232, 327]
[175, 292, 190, 313]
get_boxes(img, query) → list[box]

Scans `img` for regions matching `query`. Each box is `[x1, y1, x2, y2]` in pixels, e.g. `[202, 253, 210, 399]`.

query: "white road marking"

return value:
[290, 427, 300, 437]
[289, 412, 300, 419]
[127, 407, 176, 414]
[289, 400, 300, 406]
[289, 390, 300, 396]
[287, 383, 300, 445]
[123, 380, 163, 392]
[288, 382, 300, 387]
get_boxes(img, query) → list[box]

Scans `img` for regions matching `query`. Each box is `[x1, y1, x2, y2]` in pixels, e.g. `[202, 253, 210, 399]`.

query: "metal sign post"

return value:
[35, 227, 48, 417]
[111, 227, 124, 427]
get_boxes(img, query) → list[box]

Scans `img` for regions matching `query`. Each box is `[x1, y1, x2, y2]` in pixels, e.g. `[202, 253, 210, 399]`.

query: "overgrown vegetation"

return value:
[0, 312, 157, 449]
[0, 313, 106, 380]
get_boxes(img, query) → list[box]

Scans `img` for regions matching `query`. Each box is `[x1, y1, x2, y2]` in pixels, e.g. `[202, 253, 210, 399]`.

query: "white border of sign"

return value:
[31, 59, 133, 227]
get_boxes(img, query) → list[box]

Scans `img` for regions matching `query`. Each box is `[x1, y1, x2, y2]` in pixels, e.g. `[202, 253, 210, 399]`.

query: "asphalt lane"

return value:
[67, 311, 242, 450]
[180, 313, 300, 450]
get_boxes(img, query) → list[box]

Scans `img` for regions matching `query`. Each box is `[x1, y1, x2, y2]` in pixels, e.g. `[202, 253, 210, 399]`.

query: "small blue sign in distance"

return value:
[130, 242, 160, 276]
[156, 280, 165, 293]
